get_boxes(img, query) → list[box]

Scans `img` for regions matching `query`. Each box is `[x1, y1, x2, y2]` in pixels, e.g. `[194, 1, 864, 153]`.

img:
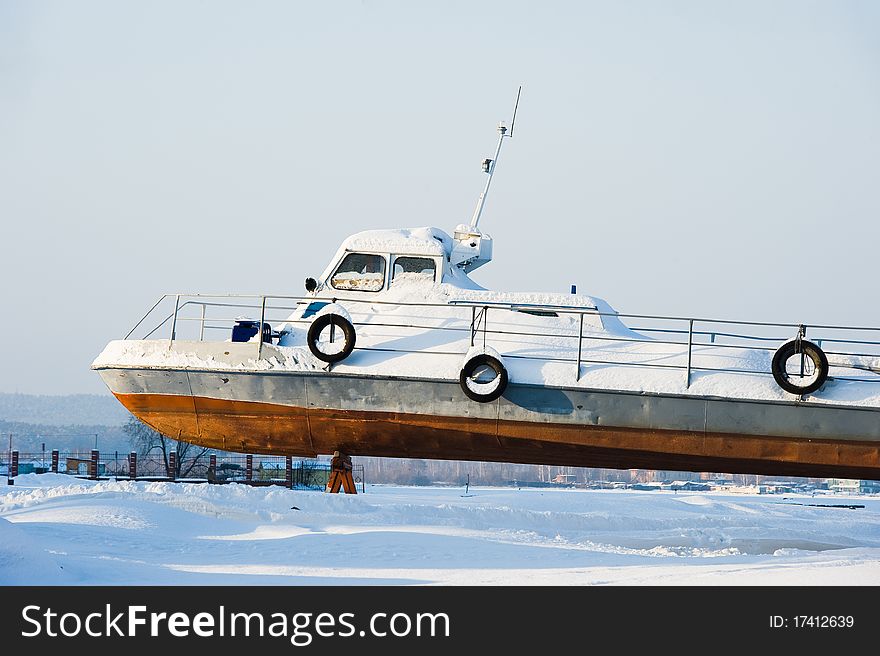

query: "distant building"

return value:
[645, 470, 702, 483]
[631, 482, 662, 491]
[825, 479, 880, 494]
[664, 480, 711, 492]
[63, 457, 106, 476]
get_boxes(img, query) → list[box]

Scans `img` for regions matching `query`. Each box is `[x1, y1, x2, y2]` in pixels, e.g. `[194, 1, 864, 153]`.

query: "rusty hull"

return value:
[113, 390, 880, 480]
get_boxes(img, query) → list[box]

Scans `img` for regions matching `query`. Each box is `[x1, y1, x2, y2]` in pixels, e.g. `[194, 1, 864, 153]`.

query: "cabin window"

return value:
[330, 253, 386, 292]
[392, 256, 436, 283]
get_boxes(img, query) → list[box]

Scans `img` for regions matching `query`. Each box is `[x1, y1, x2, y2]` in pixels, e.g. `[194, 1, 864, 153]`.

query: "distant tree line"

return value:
[353, 456, 732, 486]
[1, 421, 130, 454]
[123, 416, 210, 479]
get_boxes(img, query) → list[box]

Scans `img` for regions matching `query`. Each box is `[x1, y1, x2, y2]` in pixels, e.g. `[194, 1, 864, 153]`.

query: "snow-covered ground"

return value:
[2, 474, 879, 586]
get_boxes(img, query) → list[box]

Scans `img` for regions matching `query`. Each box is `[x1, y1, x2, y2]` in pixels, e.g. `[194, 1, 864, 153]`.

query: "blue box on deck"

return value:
[232, 320, 272, 344]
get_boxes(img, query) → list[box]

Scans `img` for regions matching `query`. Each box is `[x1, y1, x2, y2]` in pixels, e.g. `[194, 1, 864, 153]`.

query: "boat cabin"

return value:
[310, 225, 493, 296]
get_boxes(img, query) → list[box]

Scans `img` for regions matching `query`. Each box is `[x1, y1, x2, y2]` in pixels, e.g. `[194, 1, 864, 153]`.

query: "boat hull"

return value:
[96, 366, 880, 480]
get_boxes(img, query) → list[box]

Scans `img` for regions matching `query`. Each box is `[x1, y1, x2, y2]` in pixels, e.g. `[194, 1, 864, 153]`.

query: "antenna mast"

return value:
[469, 86, 521, 229]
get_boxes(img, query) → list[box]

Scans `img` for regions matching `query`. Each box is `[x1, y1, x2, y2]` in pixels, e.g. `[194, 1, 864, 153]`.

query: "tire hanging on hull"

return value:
[460, 353, 508, 402]
[307, 313, 356, 363]
[771, 339, 828, 394]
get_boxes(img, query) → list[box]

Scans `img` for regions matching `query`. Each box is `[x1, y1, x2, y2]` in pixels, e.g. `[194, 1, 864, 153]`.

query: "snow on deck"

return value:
[2, 475, 879, 585]
[92, 276, 880, 408]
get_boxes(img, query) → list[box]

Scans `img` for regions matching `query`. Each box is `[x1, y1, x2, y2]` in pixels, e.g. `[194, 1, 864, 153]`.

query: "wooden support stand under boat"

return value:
[326, 451, 357, 494]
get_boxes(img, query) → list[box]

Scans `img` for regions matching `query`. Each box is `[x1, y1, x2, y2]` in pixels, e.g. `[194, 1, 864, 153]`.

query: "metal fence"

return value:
[122, 292, 880, 391]
[1, 449, 365, 492]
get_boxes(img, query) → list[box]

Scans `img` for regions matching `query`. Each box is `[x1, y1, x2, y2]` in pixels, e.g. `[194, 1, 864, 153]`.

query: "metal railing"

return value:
[2, 449, 365, 492]
[119, 292, 880, 393]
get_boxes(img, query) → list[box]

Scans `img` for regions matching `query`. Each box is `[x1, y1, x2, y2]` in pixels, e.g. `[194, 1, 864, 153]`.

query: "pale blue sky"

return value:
[1, 0, 878, 394]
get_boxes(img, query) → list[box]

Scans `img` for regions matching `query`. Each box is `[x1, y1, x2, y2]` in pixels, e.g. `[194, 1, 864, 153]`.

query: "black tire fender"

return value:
[771, 339, 829, 395]
[460, 353, 508, 402]
[307, 313, 356, 363]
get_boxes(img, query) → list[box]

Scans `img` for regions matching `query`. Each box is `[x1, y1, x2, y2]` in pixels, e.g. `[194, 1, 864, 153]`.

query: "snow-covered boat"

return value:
[93, 94, 880, 479]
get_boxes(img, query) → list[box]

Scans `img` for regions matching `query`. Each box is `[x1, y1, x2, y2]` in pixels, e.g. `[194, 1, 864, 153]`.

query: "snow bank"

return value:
[0, 516, 68, 584]
[2, 476, 880, 585]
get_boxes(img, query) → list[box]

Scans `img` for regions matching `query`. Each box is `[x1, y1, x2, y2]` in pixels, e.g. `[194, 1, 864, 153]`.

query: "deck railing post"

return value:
[800, 325, 808, 379]
[686, 319, 694, 388]
[169, 294, 181, 348]
[199, 303, 206, 342]
[257, 296, 267, 359]
[576, 313, 584, 381]
[470, 306, 476, 347]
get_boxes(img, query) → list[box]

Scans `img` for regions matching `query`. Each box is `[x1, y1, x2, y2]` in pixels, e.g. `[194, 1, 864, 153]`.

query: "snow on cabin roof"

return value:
[340, 227, 450, 257]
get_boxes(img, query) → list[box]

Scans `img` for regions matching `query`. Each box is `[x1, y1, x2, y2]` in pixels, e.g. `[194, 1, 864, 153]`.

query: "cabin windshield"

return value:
[392, 256, 436, 283]
[330, 253, 386, 292]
